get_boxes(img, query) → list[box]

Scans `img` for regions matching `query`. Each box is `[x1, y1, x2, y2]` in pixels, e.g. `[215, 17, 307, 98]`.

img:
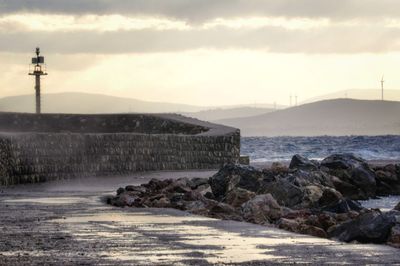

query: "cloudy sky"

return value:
[0, 0, 399, 106]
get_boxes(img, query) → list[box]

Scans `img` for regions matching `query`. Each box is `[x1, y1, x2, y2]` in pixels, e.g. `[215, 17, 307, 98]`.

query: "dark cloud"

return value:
[1, 25, 399, 54]
[1, 0, 400, 22]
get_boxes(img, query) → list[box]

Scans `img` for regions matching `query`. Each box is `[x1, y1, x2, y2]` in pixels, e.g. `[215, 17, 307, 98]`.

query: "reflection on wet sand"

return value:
[51, 207, 397, 264]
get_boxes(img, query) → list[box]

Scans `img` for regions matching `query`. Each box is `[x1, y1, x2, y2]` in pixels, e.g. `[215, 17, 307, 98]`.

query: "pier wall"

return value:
[0, 113, 240, 186]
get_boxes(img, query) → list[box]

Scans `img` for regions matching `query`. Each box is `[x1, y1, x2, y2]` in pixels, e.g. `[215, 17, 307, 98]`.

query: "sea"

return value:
[241, 135, 400, 163]
[241, 135, 400, 210]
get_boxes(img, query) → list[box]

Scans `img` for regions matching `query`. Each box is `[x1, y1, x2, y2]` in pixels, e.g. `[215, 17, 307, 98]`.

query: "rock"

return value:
[352, 167, 377, 196]
[270, 162, 288, 173]
[185, 200, 209, 215]
[116, 187, 125, 195]
[384, 164, 397, 173]
[209, 164, 263, 200]
[183, 190, 205, 202]
[204, 191, 215, 200]
[110, 192, 140, 207]
[261, 178, 303, 208]
[241, 194, 282, 224]
[143, 178, 172, 191]
[289, 155, 318, 171]
[125, 185, 146, 194]
[299, 224, 328, 238]
[151, 196, 171, 208]
[376, 180, 394, 196]
[330, 175, 362, 199]
[225, 188, 256, 208]
[277, 217, 328, 238]
[282, 209, 312, 220]
[317, 212, 337, 231]
[168, 193, 186, 209]
[322, 199, 363, 214]
[374, 164, 400, 195]
[329, 211, 397, 243]
[188, 177, 209, 190]
[277, 218, 300, 232]
[321, 153, 365, 169]
[321, 154, 377, 198]
[334, 211, 360, 224]
[395, 202, 400, 211]
[291, 170, 334, 188]
[163, 178, 192, 194]
[301, 185, 324, 208]
[375, 170, 398, 183]
[318, 188, 343, 207]
[208, 202, 243, 221]
[388, 224, 400, 248]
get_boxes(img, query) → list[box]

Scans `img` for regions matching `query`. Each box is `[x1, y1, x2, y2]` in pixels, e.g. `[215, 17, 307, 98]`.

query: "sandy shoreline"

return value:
[1, 169, 400, 265]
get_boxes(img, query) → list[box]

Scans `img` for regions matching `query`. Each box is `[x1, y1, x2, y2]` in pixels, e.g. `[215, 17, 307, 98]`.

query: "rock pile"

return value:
[109, 153, 400, 248]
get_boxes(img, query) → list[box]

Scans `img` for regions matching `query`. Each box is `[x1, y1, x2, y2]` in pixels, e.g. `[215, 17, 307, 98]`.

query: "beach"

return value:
[1, 169, 400, 265]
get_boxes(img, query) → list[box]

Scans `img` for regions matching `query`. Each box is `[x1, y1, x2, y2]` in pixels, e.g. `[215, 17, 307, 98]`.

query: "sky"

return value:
[1, 0, 400, 106]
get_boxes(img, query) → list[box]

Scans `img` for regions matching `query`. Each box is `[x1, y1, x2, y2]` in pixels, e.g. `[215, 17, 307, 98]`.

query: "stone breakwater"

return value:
[110, 154, 400, 248]
[0, 113, 240, 186]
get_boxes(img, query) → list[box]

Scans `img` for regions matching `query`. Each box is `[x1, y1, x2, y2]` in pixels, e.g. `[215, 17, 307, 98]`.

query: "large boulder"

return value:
[225, 188, 256, 208]
[290, 169, 334, 188]
[261, 178, 304, 208]
[289, 155, 318, 171]
[322, 199, 364, 214]
[209, 164, 263, 200]
[321, 154, 377, 199]
[241, 194, 282, 224]
[318, 188, 343, 207]
[300, 185, 324, 208]
[395, 202, 400, 211]
[328, 211, 397, 243]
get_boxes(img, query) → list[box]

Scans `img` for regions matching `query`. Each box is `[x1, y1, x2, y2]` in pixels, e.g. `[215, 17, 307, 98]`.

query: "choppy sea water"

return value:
[241, 135, 400, 162]
[241, 135, 400, 211]
[359, 196, 400, 212]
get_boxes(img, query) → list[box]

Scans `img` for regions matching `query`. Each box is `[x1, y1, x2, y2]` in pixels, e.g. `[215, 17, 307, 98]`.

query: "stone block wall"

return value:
[0, 113, 240, 186]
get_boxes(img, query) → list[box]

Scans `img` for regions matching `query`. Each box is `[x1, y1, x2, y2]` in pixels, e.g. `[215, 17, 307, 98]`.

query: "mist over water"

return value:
[241, 135, 400, 162]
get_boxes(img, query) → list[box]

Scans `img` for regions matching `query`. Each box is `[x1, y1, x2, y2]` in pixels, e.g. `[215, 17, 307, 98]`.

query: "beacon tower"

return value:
[29, 47, 47, 114]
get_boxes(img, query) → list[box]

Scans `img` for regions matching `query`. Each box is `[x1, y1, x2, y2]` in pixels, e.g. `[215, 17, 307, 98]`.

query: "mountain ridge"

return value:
[218, 99, 400, 136]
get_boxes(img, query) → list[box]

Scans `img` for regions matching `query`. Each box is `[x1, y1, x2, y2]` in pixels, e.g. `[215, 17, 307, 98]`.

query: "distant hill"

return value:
[0, 92, 205, 113]
[302, 89, 400, 104]
[0, 92, 284, 119]
[182, 107, 274, 122]
[218, 99, 400, 136]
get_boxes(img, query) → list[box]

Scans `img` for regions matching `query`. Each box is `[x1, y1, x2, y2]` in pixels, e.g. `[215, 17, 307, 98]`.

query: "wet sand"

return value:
[1, 170, 400, 265]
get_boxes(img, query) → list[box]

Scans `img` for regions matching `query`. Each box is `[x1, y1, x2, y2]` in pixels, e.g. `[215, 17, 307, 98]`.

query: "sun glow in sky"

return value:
[1, 0, 400, 106]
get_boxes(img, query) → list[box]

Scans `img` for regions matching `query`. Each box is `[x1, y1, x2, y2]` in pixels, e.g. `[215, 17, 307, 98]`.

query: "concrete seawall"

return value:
[0, 113, 240, 186]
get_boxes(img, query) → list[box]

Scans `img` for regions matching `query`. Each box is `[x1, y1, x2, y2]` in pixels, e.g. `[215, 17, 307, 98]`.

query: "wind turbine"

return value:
[381, 75, 385, 101]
